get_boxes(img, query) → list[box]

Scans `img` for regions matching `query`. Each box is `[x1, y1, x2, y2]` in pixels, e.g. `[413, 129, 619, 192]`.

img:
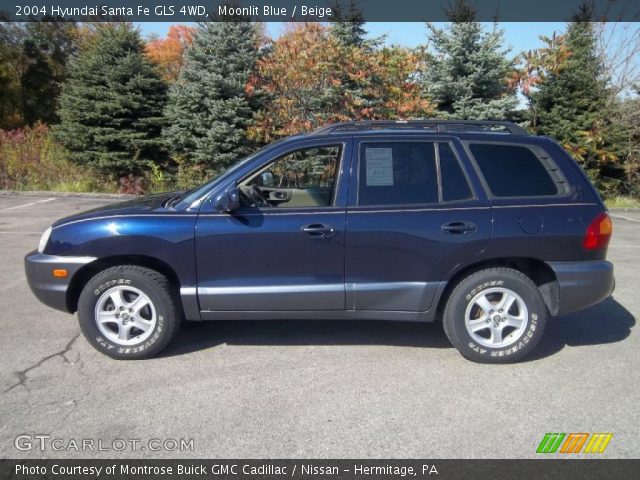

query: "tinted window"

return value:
[439, 143, 472, 201]
[469, 143, 558, 197]
[359, 143, 438, 206]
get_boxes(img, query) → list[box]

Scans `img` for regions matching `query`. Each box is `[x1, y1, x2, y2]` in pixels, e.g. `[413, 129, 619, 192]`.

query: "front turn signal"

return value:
[52, 269, 68, 278]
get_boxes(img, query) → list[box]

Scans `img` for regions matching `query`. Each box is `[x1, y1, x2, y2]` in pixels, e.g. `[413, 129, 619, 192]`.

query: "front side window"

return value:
[241, 145, 342, 208]
[468, 143, 560, 197]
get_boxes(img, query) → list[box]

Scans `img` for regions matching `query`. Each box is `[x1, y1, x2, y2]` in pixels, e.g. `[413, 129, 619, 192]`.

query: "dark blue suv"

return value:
[25, 120, 614, 363]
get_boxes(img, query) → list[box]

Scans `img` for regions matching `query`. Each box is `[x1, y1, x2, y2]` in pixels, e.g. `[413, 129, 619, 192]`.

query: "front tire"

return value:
[443, 267, 548, 363]
[77, 266, 181, 359]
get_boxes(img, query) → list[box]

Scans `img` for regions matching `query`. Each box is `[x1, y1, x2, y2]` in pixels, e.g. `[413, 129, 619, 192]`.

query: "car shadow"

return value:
[161, 318, 452, 357]
[160, 297, 635, 361]
[526, 296, 635, 361]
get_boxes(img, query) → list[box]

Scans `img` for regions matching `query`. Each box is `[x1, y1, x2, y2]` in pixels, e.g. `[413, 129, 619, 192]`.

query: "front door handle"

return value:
[442, 221, 477, 235]
[302, 224, 336, 238]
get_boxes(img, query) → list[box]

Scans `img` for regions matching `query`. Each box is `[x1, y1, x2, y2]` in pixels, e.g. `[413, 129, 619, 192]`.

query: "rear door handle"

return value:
[442, 221, 477, 235]
[302, 224, 336, 238]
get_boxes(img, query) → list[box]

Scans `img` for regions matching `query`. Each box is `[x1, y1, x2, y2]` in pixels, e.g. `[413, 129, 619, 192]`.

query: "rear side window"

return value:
[358, 143, 439, 206]
[469, 143, 559, 197]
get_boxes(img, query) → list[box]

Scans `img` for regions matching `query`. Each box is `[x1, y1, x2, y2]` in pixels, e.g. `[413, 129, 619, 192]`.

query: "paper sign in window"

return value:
[365, 148, 394, 186]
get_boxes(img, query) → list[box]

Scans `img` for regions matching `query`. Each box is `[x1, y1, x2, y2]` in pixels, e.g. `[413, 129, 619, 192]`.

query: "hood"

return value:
[52, 191, 182, 228]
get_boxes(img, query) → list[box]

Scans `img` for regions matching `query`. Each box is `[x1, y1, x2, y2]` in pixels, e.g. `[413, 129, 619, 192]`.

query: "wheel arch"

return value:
[435, 257, 560, 320]
[66, 255, 182, 313]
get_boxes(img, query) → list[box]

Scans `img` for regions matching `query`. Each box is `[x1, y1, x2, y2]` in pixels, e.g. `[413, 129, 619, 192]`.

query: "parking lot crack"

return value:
[3, 333, 81, 394]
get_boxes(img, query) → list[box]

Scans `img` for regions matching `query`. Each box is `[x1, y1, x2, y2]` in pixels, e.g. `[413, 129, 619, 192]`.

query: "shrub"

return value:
[0, 122, 113, 192]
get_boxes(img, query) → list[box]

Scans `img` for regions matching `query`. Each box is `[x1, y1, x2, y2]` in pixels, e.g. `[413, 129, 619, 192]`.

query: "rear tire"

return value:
[443, 267, 548, 363]
[77, 266, 181, 359]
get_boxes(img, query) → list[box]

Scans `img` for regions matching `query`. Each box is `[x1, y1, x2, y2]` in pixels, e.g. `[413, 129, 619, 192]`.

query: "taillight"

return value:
[583, 213, 612, 250]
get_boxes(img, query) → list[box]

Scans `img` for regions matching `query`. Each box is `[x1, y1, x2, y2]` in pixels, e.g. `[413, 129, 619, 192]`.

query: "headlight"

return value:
[38, 226, 52, 253]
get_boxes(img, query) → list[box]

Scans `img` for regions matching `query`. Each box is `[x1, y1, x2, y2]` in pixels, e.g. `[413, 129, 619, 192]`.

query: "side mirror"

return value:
[215, 187, 241, 213]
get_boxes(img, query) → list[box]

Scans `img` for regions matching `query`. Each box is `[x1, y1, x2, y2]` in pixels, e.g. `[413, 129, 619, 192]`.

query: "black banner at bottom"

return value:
[2, 459, 639, 480]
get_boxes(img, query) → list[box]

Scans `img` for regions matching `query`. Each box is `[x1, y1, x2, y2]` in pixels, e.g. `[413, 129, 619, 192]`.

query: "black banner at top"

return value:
[1, 0, 640, 22]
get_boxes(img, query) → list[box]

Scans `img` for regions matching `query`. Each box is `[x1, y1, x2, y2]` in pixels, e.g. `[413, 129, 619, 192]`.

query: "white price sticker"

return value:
[365, 148, 394, 186]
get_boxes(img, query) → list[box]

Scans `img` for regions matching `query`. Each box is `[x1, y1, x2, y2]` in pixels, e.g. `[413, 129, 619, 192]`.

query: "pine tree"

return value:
[21, 21, 78, 125]
[423, 2, 517, 120]
[330, 0, 368, 48]
[21, 37, 57, 125]
[530, 10, 621, 194]
[54, 24, 167, 178]
[532, 18, 608, 142]
[163, 21, 262, 178]
[0, 22, 23, 129]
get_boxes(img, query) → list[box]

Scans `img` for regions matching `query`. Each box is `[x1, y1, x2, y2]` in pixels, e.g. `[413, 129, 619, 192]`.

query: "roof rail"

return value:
[309, 120, 529, 136]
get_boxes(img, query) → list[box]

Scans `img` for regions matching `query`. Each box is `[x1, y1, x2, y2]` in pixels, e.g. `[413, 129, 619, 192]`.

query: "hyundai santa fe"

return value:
[25, 120, 615, 363]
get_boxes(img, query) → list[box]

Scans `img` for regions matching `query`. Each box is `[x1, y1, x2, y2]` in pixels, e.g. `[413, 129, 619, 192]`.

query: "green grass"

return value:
[605, 196, 640, 209]
[49, 180, 118, 194]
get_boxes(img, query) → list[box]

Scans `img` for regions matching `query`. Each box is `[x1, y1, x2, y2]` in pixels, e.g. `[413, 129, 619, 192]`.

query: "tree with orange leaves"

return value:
[249, 23, 344, 143]
[146, 25, 194, 82]
[249, 23, 431, 144]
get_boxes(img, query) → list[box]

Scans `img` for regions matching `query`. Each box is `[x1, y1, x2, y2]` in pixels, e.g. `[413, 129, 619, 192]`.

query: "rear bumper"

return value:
[24, 251, 95, 313]
[547, 260, 615, 316]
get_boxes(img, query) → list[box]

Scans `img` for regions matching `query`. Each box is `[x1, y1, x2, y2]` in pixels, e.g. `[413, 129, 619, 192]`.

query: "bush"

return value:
[0, 123, 202, 194]
[0, 122, 113, 192]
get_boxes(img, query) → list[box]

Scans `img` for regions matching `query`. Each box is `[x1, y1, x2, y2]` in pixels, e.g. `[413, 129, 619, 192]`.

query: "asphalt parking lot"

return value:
[0, 193, 638, 459]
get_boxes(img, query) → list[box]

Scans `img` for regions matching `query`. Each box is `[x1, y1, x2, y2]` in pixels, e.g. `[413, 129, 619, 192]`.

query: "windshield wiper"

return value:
[163, 192, 184, 208]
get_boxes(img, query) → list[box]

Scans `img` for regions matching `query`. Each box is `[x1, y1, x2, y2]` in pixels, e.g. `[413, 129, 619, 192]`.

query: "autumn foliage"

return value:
[1, 19, 638, 199]
[248, 23, 431, 143]
[146, 25, 195, 82]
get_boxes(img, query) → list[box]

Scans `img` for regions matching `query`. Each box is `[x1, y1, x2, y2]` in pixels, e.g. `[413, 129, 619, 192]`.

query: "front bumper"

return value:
[548, 260, 615, 316]
[24, 251, 96, 313]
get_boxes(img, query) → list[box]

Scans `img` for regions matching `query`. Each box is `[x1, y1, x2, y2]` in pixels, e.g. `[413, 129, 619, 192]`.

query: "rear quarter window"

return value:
[468, 143, 564, 197]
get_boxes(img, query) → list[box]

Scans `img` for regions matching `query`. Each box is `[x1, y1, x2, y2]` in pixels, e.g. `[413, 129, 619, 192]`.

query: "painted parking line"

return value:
[611, 213, 640, 224]
[0, 197, 56, 212]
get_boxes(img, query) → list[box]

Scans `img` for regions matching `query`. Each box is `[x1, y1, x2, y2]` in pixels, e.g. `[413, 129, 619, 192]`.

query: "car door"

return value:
[345, 137, 491, 312]
[194, 139, 352, 314]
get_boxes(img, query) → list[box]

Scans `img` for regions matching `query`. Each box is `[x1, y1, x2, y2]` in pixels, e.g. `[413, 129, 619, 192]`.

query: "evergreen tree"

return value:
[530, 10, 621, 193]
[330, 0, 368, 48]
[54, 24, 167, 178]
[163, 21, 262, 177]
[21, 37, 57, 125]
[423, 1, 517, 120]
[21, 21, 78, 125]
[0, 22, 26, 129]
[532, 18, 609, 142]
